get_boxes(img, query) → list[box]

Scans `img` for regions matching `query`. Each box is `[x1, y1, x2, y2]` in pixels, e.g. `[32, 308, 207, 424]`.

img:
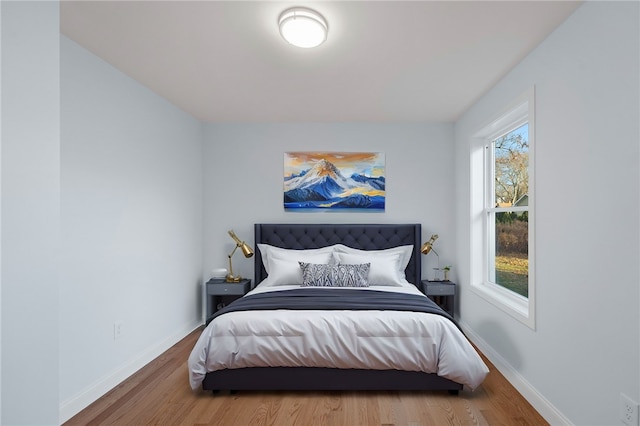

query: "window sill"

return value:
[471, 281, 535, 330]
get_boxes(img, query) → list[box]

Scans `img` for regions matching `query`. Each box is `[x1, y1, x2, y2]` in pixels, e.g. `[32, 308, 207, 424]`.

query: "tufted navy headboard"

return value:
[254, 223, 422, 287]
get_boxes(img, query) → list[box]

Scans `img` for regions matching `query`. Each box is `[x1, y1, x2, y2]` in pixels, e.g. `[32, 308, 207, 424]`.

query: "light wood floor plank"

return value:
[64, 327, 549, 426]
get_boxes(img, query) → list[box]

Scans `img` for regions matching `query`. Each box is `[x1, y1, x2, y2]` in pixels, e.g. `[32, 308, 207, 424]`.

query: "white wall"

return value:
[59, 36, 204, 422]
[1, 3, 4, 421]
[454, 2, 639, 425]
[203, 123, 456, 292]
[1, 2, 60, 424]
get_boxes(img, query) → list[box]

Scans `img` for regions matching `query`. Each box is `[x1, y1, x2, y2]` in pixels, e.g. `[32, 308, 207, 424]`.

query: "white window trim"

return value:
[470, 87, 536, 329]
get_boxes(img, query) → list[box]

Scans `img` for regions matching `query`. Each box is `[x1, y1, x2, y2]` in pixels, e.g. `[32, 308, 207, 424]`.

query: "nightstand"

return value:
[421, 280, 456, 317]
[205, 278, 251, 320]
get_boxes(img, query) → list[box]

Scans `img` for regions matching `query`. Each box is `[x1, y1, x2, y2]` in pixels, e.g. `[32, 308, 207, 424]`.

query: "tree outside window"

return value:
[487, 124, 529, 297]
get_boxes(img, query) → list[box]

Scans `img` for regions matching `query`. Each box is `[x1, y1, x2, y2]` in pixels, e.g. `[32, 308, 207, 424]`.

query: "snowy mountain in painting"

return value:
[284, 159, 385, 209]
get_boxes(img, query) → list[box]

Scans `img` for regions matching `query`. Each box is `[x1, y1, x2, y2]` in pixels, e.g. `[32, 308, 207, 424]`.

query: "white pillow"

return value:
[259, 250, 334, 287]
[257, 243, 336, 274]
[333, 244, 413, 279]
[333, 252, 408, 286]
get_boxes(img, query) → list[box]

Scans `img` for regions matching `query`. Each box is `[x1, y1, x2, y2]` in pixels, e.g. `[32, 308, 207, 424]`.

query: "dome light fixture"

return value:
[278, 7, 328, 48]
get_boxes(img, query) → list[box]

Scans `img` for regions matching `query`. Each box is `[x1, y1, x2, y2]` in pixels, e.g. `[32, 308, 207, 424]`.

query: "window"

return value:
[487, 124, 529, 296]
[470, 88, 535, 329]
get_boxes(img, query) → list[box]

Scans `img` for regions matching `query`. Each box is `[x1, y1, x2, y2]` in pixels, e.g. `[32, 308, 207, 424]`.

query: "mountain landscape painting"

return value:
[284, 152, 385, 211]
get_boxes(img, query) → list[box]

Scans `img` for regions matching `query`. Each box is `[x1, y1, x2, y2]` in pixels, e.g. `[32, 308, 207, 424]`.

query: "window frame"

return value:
[470, 88, 536, 329]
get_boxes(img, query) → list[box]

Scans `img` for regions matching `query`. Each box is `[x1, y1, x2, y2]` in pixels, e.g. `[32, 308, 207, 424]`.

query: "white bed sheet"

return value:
[188, 284, 489, 391]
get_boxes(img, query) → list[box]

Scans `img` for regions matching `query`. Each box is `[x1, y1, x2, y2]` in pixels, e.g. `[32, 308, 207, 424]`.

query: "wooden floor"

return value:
[64, 328, 548, 426]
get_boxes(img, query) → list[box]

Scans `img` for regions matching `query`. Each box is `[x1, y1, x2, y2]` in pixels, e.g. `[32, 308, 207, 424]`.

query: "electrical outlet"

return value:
[620, 393, 639, 426]
[113, 321, 123, 340]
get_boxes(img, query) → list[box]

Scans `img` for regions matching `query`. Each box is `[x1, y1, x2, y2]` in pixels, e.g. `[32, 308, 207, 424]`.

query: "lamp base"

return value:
[225, 274, 242, 283]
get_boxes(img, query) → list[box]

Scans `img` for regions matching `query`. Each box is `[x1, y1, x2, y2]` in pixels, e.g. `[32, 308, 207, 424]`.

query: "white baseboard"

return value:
[59, 320, 202, 424]
[459, 320, 572, 426]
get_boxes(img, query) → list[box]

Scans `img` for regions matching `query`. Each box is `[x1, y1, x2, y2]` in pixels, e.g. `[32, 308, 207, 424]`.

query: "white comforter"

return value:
[188, 284, 489, 390]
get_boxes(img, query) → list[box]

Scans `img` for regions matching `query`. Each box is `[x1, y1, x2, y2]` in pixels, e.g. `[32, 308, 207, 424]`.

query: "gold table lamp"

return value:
[420, 234, 440, 269]
[226, 230, 254, 282]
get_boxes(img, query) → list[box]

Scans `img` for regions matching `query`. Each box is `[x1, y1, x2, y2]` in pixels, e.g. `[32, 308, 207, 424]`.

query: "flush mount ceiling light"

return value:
[278, 7, 328, 48]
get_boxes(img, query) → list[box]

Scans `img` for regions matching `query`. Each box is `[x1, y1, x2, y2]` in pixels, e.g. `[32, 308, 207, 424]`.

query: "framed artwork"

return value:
[284, 152, 385, 211]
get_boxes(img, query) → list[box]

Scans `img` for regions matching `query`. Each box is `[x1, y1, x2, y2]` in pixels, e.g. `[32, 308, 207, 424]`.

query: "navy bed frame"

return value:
[201, 223, 463, 394]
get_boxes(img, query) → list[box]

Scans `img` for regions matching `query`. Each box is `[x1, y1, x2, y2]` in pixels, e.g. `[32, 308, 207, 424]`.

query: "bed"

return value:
[188, 223, 488, 394]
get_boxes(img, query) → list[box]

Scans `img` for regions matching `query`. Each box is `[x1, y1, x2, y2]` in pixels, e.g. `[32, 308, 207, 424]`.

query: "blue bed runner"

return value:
[206, 288, 457, 329]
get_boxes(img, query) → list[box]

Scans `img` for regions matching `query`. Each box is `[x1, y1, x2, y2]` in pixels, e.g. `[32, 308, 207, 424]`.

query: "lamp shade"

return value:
[278, 7, 328, 48]
[420, 234, 439, 255]
[239, 241, 254, 258]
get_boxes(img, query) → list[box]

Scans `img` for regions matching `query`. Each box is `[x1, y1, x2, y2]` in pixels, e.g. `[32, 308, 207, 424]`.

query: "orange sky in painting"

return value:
[284, 152, 384, 177]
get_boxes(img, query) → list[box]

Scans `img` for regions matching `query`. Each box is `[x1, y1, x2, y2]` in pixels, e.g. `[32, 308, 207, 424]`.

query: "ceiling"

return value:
[60, 1, 581, 123]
